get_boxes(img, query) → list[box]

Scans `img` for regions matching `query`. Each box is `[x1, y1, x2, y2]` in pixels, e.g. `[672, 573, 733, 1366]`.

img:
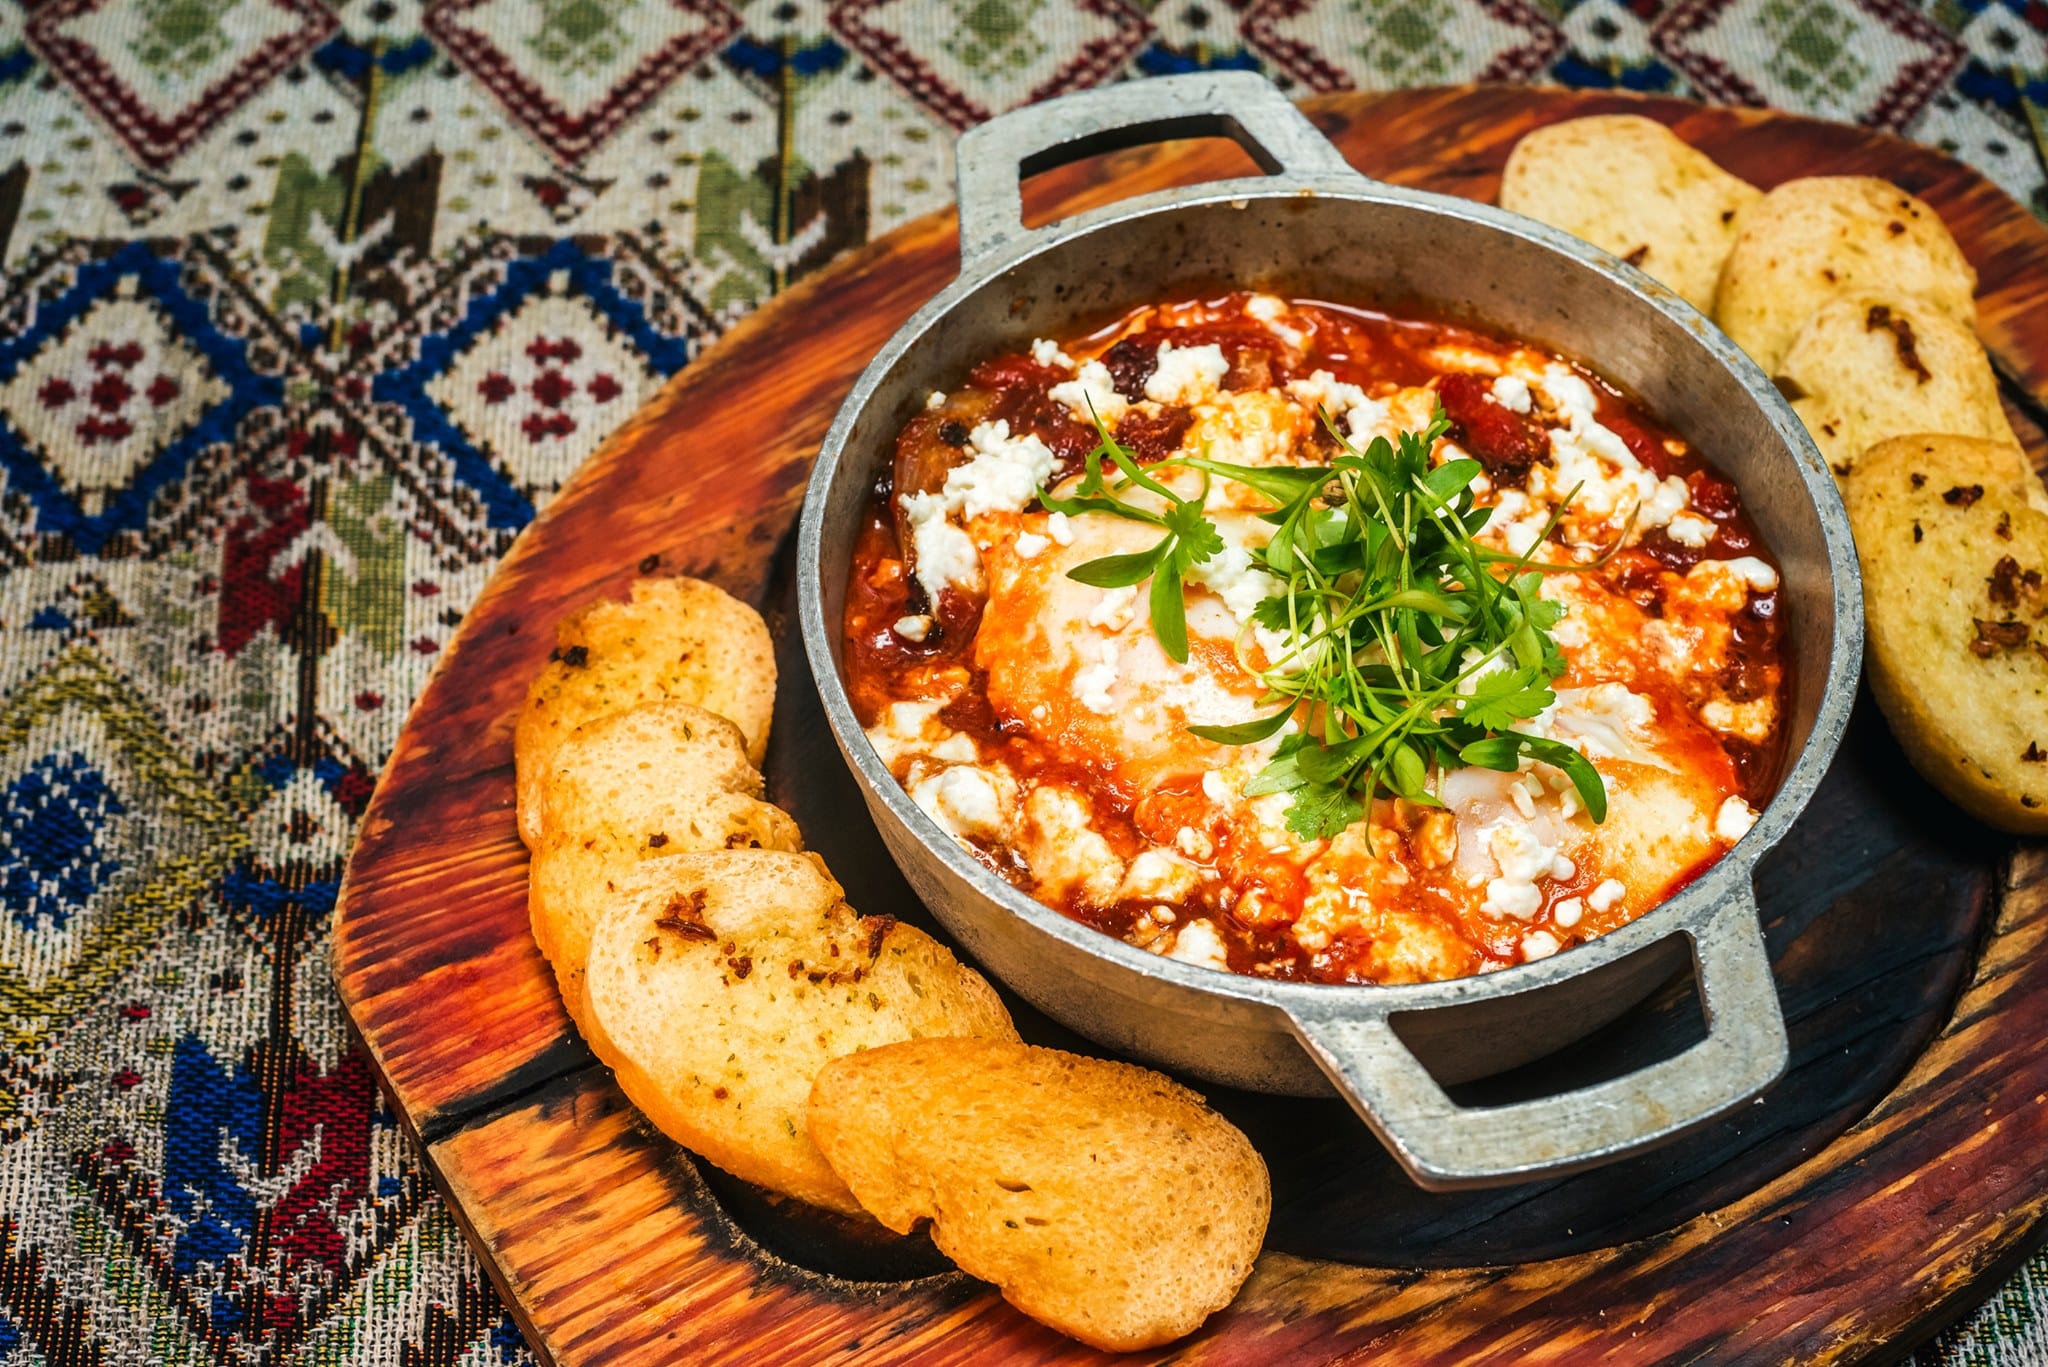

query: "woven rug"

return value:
[0, 1, 2042, 1363]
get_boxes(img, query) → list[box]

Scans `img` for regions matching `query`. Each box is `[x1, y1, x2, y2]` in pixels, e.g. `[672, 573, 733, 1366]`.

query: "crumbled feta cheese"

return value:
[1119, 847, 1200, 903]
[1201, 770, 1235, 805]
[902, 490, 982, 601]
[1074, 640, 1120, 715]
[949, 420, 1057, 520]
[1483, 489, 1550, 557]
[1288, 369, 1367, 417]
[1288, 368, 1392, 444]
[1716, 794, 1760, 843]
[926, 390, 946, 411]
[909, 764, 1012, 842]
[1491, 374, 1533, 413]
[1639, 475, 1691, 530]
[1536, 683, 1663, 768]
[1550, 854, 1577, 880]
[898, 419, 1059, 599]
[1145, 343, 1230, 405]
[1552, 896, 1584, 928]
[1522, 929, 1562, 960]
[1030, 337, 1075, 370]
[1587, 878, 1626, 913]
[1721, 556, 1780, 592]
[1188, 528, 1269, 623]
[1533, 364, 1692, 534]
[893, 614, 931, 642]
[1049, 359, 1127, 423]
[1190, 517, 1309, 669]
[1163, 918, 1230, 971]
[1245, 294, 1287, 322]
[1541, 367, 1601, 426]
[1244, 293, 1308, 347]
[1481, 818, 1557, 921]
[1667, 511, 1716, 548]
[1702, 697, 1777, 743]
[1013, 531, 1049, 559]
[865, 699, 950, 772]
[1046, 511, 1073, 546]
[1455, 646, 1512, 698]
[1087, 585, 1138, 631]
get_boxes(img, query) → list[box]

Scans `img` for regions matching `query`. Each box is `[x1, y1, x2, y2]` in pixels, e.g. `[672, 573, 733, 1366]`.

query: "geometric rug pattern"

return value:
[0, 0, 2043, 1362]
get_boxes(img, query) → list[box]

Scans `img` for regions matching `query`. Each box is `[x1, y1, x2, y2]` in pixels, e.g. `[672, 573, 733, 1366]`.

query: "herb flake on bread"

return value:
[581, 851, 1019, 1214]
[1715, 176, 1978, 370]
[1847, 434, 2048, 832]
[514, 576, 776, 846]
[1777, 294, 2019, 480]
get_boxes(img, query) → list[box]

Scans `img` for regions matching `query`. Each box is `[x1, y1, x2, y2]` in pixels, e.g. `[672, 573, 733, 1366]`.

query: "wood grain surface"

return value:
[334, 86, 2048, 1364]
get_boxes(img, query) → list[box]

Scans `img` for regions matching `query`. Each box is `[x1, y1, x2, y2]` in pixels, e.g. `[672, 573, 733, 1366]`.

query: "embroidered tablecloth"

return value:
[0, 1, 2042, 1362]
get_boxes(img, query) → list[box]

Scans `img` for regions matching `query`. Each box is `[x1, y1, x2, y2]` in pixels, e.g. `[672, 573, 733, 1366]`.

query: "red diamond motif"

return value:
[830, 0, 1151, 131]
[25, 0, 339, 173]
[424, 0, 742, 168]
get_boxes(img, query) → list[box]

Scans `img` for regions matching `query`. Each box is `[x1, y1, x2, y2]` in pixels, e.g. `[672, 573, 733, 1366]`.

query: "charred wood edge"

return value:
[1989, 345, 2048, 441]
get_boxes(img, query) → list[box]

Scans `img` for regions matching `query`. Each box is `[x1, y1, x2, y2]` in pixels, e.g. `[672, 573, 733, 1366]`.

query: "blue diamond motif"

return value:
[0, 752, 127, 931]
[0, 242, 283, 554]
[372, 238, 696, 530]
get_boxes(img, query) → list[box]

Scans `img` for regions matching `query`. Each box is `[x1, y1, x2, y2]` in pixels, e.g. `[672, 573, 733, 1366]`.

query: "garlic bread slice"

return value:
[583, 851, 1018, 1214]
[1848, 434, 2048, 832]
[807, 1037, 1269, 1351]
[514, 576, 775, 846]
[1716, 176, 1977, 370]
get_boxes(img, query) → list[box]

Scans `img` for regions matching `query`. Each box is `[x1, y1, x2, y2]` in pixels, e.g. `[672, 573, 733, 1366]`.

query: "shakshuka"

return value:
[840, 292, 1788, 985]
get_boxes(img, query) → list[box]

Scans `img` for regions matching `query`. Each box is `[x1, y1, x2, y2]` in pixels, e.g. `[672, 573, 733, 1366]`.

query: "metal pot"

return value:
[797, 72, 1861, 1190]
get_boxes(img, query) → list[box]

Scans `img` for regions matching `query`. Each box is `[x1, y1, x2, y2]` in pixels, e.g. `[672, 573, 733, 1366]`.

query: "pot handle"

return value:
[1285, 881, 1788, 1190]
[954, 71, 1359, 265]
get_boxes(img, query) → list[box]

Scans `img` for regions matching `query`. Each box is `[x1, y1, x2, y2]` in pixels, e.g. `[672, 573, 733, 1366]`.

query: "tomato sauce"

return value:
[842, 293, 1792, 984]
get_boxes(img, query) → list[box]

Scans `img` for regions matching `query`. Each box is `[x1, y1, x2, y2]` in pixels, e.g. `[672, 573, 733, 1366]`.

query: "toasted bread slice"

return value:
[1779, 293, 2019, 479]
[1715, 176, 1977, 370]
[514, 577, 775, 846]
[1499, 114, 1758, 313]
[1847, 435, 2048, 832]
[527, 702, 803, 1021]
[582, 851, 1019, 1215]
[807, 1037, 1270, 1351]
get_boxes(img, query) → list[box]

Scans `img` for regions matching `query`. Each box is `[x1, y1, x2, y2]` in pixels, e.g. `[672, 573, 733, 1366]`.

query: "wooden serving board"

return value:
[335, 86, 2048, 1364]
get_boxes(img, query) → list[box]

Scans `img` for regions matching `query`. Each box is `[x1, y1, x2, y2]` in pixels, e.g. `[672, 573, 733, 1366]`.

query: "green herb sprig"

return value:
[1037, 418, 1223, 663]
[1039, 407, 1607, 840]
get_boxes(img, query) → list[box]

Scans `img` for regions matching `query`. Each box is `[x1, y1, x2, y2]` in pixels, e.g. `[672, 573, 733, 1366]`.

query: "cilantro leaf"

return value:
[1283, 781, 1365, 843]
[1169, 501, 1225, 565]
[1458, 666, 1556, 732]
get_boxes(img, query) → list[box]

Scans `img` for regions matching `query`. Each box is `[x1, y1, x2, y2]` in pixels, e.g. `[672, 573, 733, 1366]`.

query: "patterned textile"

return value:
[0, 0, 2042, 1362]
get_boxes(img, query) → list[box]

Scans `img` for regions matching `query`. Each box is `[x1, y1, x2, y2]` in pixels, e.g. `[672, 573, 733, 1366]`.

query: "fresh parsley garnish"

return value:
[1038, 403, 1607, 837]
